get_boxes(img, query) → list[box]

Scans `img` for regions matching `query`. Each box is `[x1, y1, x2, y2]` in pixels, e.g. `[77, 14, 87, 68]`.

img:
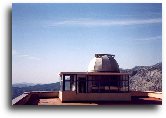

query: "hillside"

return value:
[121, 62, 162, 92]
[12, 82, 36, 88]
[12, 82, 60, 99]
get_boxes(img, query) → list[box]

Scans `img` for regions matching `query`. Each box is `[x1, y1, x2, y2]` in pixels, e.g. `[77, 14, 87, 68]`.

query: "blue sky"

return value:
[12, 3, 162, 84]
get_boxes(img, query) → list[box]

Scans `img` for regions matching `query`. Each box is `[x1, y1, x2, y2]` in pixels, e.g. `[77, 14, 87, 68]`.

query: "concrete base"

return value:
[12, 91, 59, 105]
[59, 91, 131, 102]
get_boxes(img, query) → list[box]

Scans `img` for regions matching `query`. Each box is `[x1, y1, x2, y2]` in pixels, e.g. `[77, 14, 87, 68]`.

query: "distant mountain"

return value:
[12, 82, 36, 87]
[121, 62, 162, 92]
[12, 82, 60, 99]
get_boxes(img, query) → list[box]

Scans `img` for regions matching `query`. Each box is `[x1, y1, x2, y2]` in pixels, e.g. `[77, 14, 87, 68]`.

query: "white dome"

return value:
[88, 54, 120, 72]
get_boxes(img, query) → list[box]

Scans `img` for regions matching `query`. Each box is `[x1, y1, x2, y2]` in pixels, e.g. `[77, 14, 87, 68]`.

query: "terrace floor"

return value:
[38, 97, 162, 105]
[38, 98, 98, 105]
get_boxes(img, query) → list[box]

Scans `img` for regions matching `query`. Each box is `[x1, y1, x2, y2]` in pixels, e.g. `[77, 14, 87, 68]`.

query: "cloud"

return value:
[19, 54, 29, 57]
[134, 36, 162, 41]
[48, 18, 161, 27]
[12, 49, 40, 61]
[28, 56, 40, 61]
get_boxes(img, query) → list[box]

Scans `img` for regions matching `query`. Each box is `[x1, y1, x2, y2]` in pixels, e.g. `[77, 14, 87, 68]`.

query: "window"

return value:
[65, 81, 70, 90]
[119, 75, 129, 92]
[87, 75, 129, 93]
[65, 76, 70, 81]
[63, 74, 76, 91]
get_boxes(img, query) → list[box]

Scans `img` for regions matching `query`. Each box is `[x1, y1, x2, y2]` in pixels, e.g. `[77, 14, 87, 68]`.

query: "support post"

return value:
[128, 75, 129, 92]
[87, 75, 88, 93]
[76, 74, 77, 94]
[63, 74, 65, 91]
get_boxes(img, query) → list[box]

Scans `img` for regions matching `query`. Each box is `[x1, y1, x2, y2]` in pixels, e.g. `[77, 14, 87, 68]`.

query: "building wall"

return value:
[30, 91, 59, 98]
[12, 92, 59, 105]
[59, 91, 131, 102]
[12, 93, 31, 105]
[59, 91, 62, 101]
[130, 91, 162, 99]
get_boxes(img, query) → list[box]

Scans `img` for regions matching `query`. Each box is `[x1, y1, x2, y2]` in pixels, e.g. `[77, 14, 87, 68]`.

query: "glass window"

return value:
[63, 75, 76, 91]
[86, 75, 129, 93]
[65, 81, 70, 90]
[65, 76, 70, 80]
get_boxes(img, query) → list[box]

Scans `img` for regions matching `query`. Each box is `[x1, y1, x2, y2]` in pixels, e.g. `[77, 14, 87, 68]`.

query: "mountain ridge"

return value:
[12, 82, 60, 99]
[121, 62, 162, 92]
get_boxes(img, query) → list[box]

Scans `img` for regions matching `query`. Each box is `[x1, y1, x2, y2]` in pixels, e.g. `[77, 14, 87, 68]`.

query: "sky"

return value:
[12, 3, 162, 84]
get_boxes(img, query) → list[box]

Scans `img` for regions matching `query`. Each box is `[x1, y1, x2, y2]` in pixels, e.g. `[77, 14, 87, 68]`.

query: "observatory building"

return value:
[59, 54, 131, 102]
[12, 54, 162, 105]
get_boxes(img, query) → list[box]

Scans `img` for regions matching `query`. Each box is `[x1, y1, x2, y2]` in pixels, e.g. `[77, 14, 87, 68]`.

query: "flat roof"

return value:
[13, 91, 162, 105]
[38, 97, 162, 105]
[59, 72, 130, 76]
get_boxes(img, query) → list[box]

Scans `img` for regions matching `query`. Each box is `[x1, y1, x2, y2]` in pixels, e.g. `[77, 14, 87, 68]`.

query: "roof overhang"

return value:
[59, 72, 129, 76]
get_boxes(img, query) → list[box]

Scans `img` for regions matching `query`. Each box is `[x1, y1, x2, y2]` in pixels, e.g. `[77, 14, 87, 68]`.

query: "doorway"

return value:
[78, 77, 86, 93]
